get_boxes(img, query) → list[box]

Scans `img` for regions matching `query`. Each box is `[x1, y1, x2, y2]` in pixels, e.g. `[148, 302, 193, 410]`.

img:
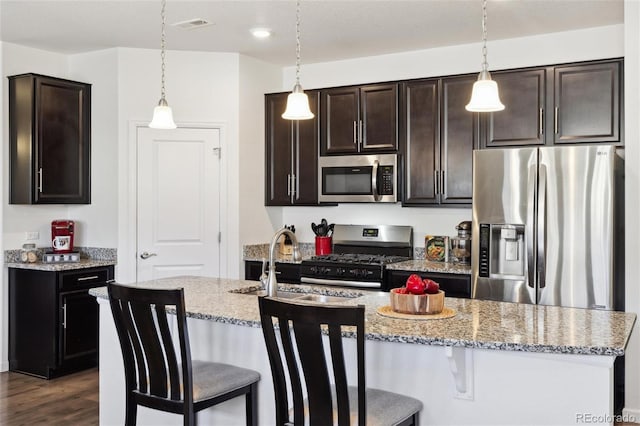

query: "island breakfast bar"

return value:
[90, 276, 636, 426]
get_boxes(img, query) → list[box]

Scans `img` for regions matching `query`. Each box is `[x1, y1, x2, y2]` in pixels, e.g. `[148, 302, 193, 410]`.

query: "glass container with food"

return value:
[450, 221, 472, 264]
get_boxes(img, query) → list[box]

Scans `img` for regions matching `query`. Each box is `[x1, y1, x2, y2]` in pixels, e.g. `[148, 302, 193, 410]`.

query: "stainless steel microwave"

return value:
[318, 154, 397, 203]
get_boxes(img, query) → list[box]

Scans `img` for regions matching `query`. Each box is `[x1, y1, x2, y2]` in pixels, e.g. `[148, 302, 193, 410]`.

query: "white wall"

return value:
[238, 55, 282, 265]
[115, 48, 243, 283]
[279, 25, 624, 245]
[623, 1, 640, 420]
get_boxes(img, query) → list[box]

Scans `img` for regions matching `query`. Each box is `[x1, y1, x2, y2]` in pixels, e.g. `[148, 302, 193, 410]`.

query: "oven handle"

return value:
[301, 277, 382, 289]
[371, 160, 380, 201]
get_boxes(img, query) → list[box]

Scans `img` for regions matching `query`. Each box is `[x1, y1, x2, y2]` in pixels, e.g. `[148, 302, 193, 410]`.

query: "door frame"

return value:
[120, 121, 230, 284]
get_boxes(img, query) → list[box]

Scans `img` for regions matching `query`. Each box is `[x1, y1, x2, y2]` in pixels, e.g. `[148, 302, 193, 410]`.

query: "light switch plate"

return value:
[25, 231, 39, 241]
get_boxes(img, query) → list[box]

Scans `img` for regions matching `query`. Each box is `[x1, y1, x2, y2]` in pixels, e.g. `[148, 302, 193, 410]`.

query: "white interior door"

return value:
[137, 127, 221, 281]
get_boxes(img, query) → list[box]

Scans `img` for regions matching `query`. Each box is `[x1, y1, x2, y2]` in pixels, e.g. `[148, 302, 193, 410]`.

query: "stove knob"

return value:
[337, 267, 346, 275]
[310, 266, 318, 274]
[349, 269, 358, 277]
[323, 267, 331, 275]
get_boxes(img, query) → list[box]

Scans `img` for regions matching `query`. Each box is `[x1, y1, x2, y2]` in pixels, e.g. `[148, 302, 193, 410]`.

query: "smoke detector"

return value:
[171, 19, 213, 30]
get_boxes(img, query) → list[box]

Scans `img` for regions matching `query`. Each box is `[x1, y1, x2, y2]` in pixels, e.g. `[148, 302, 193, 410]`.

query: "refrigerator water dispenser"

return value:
[478, 224, 525, 279]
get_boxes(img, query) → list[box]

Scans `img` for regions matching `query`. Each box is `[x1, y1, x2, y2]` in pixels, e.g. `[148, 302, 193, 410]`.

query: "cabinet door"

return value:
[484, 69, 546, 147]
[292, 91, 320, 205]
[59, 290, 98, 363]
[361, 83, 398, 152]
[9, 74, 91, 204]
[321, 87, 360, 154]
[36, 76, 91, 203]
[553, 61, 621, 144]
[441, 76, 478, 204]
[401, 80, 439, 205]
[384, 270, 471, 298]
[265, 93, 293, 206]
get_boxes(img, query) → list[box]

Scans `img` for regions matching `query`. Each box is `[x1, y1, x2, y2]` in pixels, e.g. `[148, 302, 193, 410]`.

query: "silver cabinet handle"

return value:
[434, 170, 440, 195]
[62, 303, 67, 329]
[554, 107, 559, 134]
[539, 108, 544, 135]
[359, 120, 363, 149]
[291, 174, 296, 199]
[353, 121, 357, 146]
[441, 170, 446, 196]
[287, 173, 291, 196]
[77, 275, 99, 281]
[140, 252, 158, 260]
[38, 168, 43, 193]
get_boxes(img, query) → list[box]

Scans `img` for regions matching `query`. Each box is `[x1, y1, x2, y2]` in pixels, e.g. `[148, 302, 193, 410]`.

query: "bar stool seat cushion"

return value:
[191, 361, 261, 402]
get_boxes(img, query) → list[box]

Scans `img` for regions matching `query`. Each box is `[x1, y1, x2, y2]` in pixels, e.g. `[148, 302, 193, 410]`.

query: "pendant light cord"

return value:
[295, 0, 301, 86]
[481, 0, 489, 73]
[160, 0, 167, 101]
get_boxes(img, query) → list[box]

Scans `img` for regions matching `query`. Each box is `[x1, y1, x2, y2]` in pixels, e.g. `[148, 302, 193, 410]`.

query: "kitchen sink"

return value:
[230, 287, 356, 304]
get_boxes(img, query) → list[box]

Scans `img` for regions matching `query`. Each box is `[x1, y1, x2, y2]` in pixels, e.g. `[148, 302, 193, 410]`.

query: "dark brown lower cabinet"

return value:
[384, 269, 471, 298]
[244, 261, 301, 284]
[9, 266, 114, 379]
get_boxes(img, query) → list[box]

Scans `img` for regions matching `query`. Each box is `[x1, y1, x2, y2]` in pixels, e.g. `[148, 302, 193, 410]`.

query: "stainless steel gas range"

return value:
[300, 224, 413, 289]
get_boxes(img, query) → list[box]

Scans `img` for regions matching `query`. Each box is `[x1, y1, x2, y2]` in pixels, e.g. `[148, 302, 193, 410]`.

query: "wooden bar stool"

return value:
[108, 283, 260, 426]
[259, 297, 423, 426]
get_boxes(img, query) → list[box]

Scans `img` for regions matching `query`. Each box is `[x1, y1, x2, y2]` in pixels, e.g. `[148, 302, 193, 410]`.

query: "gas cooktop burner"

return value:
[308, 253, 410, 265]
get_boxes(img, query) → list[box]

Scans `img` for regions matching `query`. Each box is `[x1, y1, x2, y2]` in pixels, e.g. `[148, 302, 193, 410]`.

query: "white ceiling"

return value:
[0, 0, 624, 66]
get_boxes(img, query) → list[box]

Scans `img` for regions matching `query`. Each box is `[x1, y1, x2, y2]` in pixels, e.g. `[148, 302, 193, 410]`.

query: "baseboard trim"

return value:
[0, 361, 9, 372]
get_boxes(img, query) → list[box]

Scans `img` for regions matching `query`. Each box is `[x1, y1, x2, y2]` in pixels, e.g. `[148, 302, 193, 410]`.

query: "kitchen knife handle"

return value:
[38, 168, 43, 193]
[539, 108, 544, 135]
[371, 160, 380, 201]
[537, 164, 547, 289]
[526, 164, 536, 289]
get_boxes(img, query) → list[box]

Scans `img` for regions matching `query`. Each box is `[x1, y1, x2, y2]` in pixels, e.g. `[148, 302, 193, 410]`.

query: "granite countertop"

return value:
[243, 243, 472, 274]
[386, 259, 472, 275]
[7, 258, 116, 271]
[5, 247, 117, 271]
[90, 276, 636, 356]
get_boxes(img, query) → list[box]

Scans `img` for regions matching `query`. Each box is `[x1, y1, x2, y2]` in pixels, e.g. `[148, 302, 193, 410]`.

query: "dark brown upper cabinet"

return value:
[480, 59, 622, 148]
[401, 75, 478, 206]
[321, 83, 398, 155]
[482, 69, 546, 148]
[265, 91, 320, 206]
[553, 60, 621, 144]
[9, 73, 91, 204]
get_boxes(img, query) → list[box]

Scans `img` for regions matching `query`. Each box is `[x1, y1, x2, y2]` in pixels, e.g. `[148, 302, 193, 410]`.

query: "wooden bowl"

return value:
[390, 289, 445, 315]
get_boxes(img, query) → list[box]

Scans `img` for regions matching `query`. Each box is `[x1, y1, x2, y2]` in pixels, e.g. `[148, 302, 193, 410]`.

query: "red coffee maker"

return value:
[51, 220, 75, 253]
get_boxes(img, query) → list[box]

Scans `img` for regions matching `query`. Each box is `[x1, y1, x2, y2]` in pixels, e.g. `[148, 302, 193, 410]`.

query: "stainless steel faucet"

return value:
[261, 227, 301, 297]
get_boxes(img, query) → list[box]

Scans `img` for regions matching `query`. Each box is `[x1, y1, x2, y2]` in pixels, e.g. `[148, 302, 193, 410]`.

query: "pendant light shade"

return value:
[466, 70, 505, 112]
[282, 0, 314, 120]
[282, 83, 314, 120]
[466, 0, 505, 112]
[149, 0, 177, 129]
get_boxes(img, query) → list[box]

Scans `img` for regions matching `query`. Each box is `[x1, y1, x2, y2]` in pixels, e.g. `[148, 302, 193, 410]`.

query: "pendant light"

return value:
[466, 0, 505, 112]
[282, 0, 314, 120]
[149, 0, 177, 129]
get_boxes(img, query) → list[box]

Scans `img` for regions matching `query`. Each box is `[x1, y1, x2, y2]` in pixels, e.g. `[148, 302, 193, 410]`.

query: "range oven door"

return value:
[318, 154, 397, 203]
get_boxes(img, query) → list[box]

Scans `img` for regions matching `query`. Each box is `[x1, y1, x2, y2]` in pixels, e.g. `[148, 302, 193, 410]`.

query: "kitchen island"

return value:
[91, 276, 636, 426]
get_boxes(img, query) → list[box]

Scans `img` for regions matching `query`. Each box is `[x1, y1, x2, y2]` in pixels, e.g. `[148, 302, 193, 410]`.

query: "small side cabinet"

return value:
[244, 261, 301, 284]
[9, 266, 113, 379]
[9, 73, 91, 204]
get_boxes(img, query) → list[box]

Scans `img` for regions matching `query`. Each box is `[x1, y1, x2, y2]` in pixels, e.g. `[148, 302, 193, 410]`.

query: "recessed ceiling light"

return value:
[251, 28, 272, 39]
[172, 18, 213, 30]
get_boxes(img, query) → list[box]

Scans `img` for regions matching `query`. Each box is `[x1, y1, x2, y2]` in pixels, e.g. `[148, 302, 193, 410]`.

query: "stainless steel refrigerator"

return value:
[471, 145, 624, 310]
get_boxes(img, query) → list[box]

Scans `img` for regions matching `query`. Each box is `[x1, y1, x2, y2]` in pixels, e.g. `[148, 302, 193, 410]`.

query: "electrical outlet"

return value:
[25, 231, 39, 241]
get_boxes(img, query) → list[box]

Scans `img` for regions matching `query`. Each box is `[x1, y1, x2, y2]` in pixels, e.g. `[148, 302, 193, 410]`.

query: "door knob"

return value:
[140, 251, 158, 259]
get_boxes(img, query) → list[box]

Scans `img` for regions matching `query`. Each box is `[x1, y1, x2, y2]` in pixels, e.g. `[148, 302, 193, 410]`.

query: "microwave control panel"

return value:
[380, 166, 394, 195]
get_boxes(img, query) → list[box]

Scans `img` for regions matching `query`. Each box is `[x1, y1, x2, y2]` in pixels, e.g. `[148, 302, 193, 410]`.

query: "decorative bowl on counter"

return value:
[390, 289, 445, 315]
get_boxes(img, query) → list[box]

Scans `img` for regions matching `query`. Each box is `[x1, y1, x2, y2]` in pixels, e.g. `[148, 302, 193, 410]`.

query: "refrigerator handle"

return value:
[537, 164, 547, 289]
[526, 165, 536, 289]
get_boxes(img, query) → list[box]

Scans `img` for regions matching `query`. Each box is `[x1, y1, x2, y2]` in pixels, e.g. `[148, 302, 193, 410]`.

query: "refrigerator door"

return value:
[537, 145, 615, 309]
[472, 148, 538, 303]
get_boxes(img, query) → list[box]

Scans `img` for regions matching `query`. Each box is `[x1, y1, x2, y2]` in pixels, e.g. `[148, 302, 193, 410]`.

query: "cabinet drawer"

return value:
[60, 268, 111, 290]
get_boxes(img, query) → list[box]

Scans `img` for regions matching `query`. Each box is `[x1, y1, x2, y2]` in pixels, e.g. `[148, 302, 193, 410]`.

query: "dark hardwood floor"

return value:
[0, 368, 98, 425]
[0, 367, 637, 425]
